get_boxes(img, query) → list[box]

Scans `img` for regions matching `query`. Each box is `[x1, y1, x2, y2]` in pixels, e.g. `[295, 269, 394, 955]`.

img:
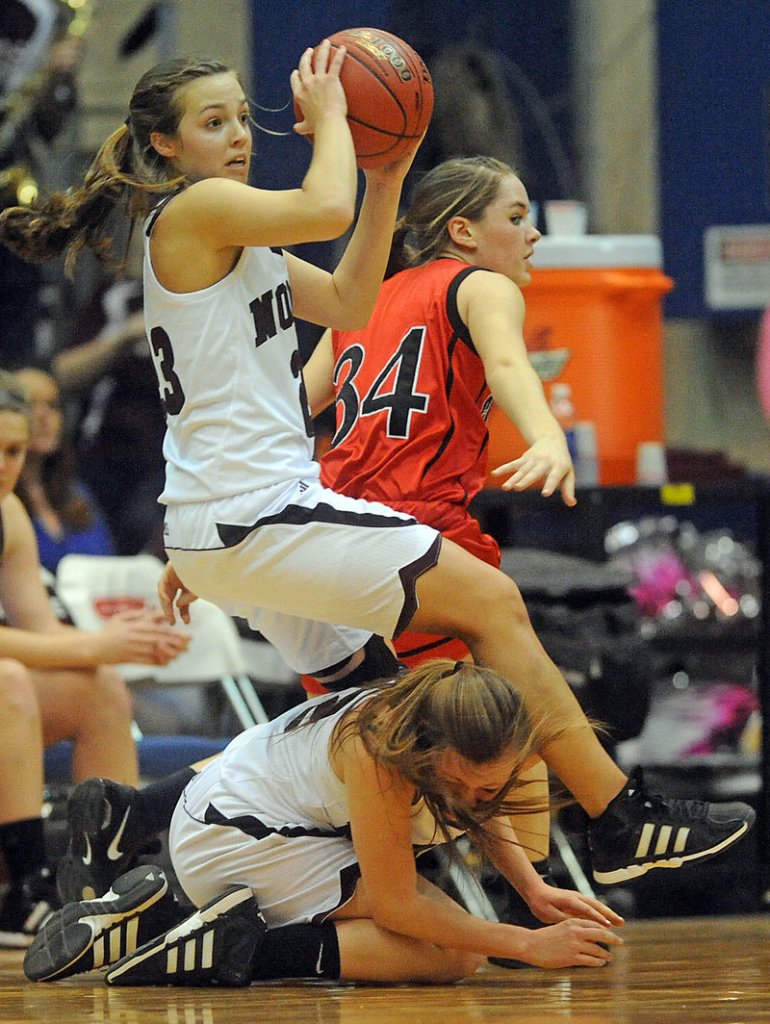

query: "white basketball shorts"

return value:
[163, 477, 441, 675]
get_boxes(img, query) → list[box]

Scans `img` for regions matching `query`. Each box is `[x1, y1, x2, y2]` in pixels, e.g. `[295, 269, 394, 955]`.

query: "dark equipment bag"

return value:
[500, 548, 652, 746]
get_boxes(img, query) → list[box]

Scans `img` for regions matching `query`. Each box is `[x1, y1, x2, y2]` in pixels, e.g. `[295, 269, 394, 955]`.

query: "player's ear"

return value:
[447, 216, 476, 251]
[149, 131, 178, 160]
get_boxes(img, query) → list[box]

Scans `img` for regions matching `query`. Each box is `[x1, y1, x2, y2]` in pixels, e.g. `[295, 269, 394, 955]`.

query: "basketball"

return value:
[296, 28, 433, 168]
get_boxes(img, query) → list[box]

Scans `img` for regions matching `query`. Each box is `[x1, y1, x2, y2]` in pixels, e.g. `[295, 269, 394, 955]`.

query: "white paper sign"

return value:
[704, 224, 770, 310]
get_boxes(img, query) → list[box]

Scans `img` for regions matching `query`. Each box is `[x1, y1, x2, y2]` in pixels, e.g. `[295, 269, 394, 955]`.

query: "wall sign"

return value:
[704, 225, 770, 311]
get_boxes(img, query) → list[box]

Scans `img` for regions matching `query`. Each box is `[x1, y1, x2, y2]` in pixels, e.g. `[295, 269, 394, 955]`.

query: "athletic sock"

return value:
[134, 767, 197, 834]
[250, 922, 341, 980]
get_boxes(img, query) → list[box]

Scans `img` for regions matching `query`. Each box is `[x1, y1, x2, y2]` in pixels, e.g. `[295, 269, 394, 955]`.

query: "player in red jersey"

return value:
[301, 157, 573, 919]
[303, 155, 574, 678]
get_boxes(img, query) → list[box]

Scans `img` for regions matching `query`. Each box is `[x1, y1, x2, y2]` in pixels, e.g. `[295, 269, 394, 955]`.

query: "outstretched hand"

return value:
[515, 917, 623, 969]
[158, 562, 199, 625]
[526, 883, 625, 929]
[491, 435, 576, 506]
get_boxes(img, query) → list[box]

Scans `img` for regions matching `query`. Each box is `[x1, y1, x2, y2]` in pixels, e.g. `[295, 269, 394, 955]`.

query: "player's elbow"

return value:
[314, 200, 355, 240]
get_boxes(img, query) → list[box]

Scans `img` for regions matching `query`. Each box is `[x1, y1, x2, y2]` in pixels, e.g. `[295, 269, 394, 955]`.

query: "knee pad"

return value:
[314, 635, 403, 693]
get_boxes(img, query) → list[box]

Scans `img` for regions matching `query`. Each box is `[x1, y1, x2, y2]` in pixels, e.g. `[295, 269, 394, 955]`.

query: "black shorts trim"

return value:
[397, 635, 458, 660]
[315, 862, 362, 925]
[394, 534, 442, 637]
[215, 500, 421, 549]
[204, 801, 353, 842]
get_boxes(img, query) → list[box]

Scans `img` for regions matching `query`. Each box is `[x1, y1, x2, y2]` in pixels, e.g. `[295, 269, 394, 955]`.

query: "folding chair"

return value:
[55, 553, 270, 731]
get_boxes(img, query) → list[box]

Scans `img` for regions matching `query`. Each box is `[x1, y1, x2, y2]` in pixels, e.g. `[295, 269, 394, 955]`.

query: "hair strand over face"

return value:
[332, 658, 564, 853]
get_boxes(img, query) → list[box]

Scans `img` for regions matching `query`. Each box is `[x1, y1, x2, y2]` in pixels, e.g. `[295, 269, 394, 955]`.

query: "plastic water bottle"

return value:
[549, 383, 578, 463]
[550, 383, 600, 486]
[573, 421, 600, 486]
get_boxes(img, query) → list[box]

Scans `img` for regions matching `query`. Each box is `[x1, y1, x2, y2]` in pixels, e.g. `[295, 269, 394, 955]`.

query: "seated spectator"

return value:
[52, 277, 166, 556]
[14, 366, 114, 573]
[0, 370, 189, 947]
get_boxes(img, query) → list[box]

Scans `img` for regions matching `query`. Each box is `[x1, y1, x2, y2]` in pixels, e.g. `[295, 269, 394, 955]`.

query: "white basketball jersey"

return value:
[187, 687, 461, 851]
[143, 210, 318, 504]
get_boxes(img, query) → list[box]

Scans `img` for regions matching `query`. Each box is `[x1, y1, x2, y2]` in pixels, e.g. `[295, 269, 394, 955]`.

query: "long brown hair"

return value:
[333, 659, 564, 854]
[13, 369, 94, 533]
[0, 58, 237, 276]
[386, 155, 517, 277]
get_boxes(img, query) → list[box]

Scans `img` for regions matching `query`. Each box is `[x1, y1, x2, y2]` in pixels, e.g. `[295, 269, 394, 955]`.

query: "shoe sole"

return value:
[24, 866, 171, 982]
[592, 814, 755, 885]
[106, 886, 258, 988]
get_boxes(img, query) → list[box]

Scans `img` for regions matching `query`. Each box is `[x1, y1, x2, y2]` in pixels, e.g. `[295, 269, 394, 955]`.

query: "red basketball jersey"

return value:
[320, 260, 492, 508]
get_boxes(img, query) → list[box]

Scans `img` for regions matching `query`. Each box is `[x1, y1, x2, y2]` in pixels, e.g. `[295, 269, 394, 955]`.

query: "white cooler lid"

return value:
[531, 235, 663, 269]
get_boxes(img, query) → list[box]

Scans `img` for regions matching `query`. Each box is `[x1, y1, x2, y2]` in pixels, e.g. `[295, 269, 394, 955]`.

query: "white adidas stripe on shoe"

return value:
[589, 766, 755, 886]
[106, 885, 266, 988]
[24, 865, 179, 982]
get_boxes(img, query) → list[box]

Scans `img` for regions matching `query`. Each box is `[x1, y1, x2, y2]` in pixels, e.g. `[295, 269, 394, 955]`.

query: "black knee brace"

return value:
[315, 635, 403, 692]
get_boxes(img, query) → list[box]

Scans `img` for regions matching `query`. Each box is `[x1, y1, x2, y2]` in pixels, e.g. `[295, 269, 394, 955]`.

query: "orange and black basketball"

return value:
[298, 27, 433, 168]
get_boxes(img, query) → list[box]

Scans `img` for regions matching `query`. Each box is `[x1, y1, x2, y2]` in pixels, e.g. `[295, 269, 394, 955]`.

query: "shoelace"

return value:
[629, 787, 712, 821]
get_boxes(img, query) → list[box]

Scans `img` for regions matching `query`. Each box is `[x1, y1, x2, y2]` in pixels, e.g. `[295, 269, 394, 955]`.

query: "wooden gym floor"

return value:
[3, 914, 770, 1024]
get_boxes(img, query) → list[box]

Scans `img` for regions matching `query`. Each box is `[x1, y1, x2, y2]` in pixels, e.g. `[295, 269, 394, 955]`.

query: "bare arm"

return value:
[53, 311, 146, 391]
[287, 150, 419, 332]
[341, 736, 620, 967]
[0, 611, 189, 670]
[0, 494, 67, 634]
[161, 42, 358, 254]
[457, 271, 576, 506]
[151, 41, 419, 328]
[483, 814, 624, 928]
[302, 329, 336, 415]
[0, 494, 189, 668]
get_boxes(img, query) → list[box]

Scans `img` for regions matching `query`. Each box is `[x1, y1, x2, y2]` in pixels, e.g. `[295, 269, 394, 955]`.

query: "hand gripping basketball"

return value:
[294, 27, 434, 168]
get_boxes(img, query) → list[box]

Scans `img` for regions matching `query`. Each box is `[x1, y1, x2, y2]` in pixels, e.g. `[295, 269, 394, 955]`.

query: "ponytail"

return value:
[385, 217, 412, 279]
[0, 121, 181, 276]
[1, 57, 248, 276]
[399, 156, 516, 270]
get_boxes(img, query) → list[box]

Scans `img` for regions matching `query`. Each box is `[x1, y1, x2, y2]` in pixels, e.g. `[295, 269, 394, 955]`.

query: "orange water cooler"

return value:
[486, 236, 674, 486]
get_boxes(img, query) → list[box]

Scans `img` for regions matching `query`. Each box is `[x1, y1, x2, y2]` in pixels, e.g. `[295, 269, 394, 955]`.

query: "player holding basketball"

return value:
[0, 46, 754, 971]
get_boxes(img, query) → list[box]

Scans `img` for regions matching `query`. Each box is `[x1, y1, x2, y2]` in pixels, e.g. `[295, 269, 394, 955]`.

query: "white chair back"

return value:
[55, 554, 269, 728]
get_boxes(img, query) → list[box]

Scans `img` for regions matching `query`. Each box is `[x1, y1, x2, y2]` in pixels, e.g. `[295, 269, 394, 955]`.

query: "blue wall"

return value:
[246, 0, 573, 356]
[247, 2, 770, 322]
[247, 1, 390, 192]
[246, 0, 573, 202]
[657, 1, 770, 318]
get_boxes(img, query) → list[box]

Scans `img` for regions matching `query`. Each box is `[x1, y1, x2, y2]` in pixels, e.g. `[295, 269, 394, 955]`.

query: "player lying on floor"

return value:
[25, 660, 624, 985]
